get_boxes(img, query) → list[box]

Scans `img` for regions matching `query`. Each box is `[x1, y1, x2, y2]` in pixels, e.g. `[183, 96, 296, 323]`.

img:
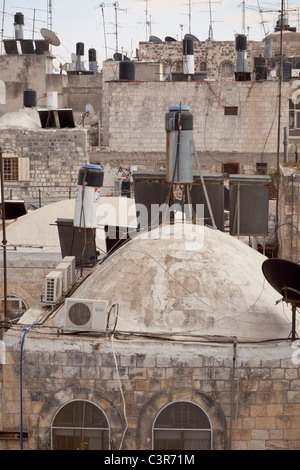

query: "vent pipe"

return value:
[14, 12, 24, 40]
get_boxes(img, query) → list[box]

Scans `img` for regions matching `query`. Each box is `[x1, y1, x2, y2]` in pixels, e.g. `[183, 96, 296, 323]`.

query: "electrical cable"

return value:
[20, 312, 46, 450]
[111, 330, 128, 450]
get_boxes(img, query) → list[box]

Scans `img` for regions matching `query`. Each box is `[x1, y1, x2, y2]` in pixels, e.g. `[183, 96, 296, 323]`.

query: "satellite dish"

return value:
[40, 28, 60, 47]
[86, 103, 95, 118]
[149, 36, 162, 43]
[262, 259, 300, 301]
[262, 258, 300, 340]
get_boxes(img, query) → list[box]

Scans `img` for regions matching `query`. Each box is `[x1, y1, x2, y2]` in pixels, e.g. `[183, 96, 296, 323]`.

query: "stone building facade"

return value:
[0, 224, 299, 451]
[1, 332, 299, 451]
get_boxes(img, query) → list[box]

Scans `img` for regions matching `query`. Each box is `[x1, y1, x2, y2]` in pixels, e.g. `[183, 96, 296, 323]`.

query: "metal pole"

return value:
[275, 0, 284, 237]
[284, 127, 288, 163]
[193, 141, 217, 229]
[0, 149, 7, 326]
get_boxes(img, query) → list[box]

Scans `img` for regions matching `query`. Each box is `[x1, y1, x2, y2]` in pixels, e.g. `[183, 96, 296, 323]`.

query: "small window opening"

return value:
[224, 106, 238, 116]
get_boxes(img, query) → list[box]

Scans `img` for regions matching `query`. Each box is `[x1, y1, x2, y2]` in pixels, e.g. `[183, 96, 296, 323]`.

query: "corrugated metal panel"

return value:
[229, 175, 270, 236]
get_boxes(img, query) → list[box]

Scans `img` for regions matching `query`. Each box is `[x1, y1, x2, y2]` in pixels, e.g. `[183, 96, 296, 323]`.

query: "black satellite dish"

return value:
[149, 36, 162, 43]
[262, 258, 300, 340]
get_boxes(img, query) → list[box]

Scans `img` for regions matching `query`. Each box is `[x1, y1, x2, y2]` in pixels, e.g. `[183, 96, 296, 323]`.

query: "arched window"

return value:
[1, 295, 27, 321]
[153, 401, 212, 450]
[220, 61, 234, 78]
[51, 400, 110, 450]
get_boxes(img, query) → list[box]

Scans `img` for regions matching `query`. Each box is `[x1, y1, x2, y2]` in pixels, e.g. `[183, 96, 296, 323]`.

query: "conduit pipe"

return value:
[229, 337, 238, 450]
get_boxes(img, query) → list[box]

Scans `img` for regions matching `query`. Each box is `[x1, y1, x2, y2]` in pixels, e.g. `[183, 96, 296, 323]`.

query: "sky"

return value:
[1, 0, 300, 67]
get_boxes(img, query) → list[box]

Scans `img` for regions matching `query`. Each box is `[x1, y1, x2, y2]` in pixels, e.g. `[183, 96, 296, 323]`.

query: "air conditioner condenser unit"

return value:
[44, 271, 63, 304]
[64, 298, 108, 331]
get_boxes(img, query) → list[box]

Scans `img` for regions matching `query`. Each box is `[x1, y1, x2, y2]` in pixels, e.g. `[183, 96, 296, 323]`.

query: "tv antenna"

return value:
[198, 0, 221, 41]
[262, 258, 300, 341]
[136, 0, 155, 41]
[96, 3, 108, 59]
[99, 2, 127, 54]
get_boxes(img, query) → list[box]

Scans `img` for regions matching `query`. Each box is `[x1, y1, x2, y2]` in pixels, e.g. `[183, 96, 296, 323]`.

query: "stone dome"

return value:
[68, 223, 294, 341]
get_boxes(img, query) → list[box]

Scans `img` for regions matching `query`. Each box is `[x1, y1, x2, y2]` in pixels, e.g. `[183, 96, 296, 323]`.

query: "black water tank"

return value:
[77, 164, 104, 188]
[89, 48, 97, 62]
[14, 12, 24, 25]
[256, 64, 267, 81]
[183, 38, 194, 55]
[235, 34, 247, 51]
[165, 106, 193, 131]
[119, 61, 135, 81]
[76, 42, 84, 56]
[23, 89, 36, 108]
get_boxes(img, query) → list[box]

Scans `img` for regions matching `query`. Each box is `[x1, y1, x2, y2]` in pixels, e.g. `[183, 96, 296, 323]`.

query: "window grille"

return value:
[153, 401, 212, 450]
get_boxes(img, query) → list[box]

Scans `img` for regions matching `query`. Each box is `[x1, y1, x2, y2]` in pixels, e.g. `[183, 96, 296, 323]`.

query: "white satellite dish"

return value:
[40, 28, 61, 47]
[86, 103, 95, 118]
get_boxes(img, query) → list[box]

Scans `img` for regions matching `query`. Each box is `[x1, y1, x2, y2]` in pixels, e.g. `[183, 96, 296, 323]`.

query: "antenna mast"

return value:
[99, 3, 108, 59]
[47, 0, 52, 31]
[1, 0, 5, 55]
[242, 0, 246, 35]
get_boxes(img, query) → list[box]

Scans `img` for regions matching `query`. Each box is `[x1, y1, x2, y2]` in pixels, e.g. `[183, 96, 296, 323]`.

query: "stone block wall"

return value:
[0, 334, 299, 450]
[0, 128, 89, 201]
[137, 40, 263, 79]
[101, 80, 287, 156]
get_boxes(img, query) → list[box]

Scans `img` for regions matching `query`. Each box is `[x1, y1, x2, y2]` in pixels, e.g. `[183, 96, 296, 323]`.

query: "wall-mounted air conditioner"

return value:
[64, 298, 108, 331]
[56, 262, 72, 294]
[44, 271, 62, 304]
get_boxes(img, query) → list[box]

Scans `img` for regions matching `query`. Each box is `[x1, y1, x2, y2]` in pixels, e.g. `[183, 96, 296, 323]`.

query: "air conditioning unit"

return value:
[44, 271, 62, 304]
[64, 298, 108, 331]
[62, 256, 76, 284]
[56, 262, 72, 294]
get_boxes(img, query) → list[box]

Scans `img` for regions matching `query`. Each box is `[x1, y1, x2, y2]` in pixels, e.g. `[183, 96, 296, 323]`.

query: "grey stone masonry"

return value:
[0, 128, 89, 202]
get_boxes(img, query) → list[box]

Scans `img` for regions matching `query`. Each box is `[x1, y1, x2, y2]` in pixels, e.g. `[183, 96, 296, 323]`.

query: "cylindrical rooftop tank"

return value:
[89, 48, 97, 74]
[235, 34, 247, 51]
[47, 91, 58, 110]
[76, 42, 84, 56]
[235, 35, 247, 73]
[14, 12, 24, 40]
[182, 38, 194, 75]
[119, 61, 135, 81]
[74, 164, 104, 229]
[165, 106, 194, 184]
[23, 89, 36, 108]
[264, 37, 273, 59]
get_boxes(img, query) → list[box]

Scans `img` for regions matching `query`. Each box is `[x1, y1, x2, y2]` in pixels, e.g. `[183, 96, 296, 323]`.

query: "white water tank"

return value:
[47, 91, 58, 110]
[74, 164, 104, 229]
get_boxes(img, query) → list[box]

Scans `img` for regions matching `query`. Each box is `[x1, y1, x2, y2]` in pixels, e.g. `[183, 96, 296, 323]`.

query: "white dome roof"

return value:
[72, 223, 294, 341]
